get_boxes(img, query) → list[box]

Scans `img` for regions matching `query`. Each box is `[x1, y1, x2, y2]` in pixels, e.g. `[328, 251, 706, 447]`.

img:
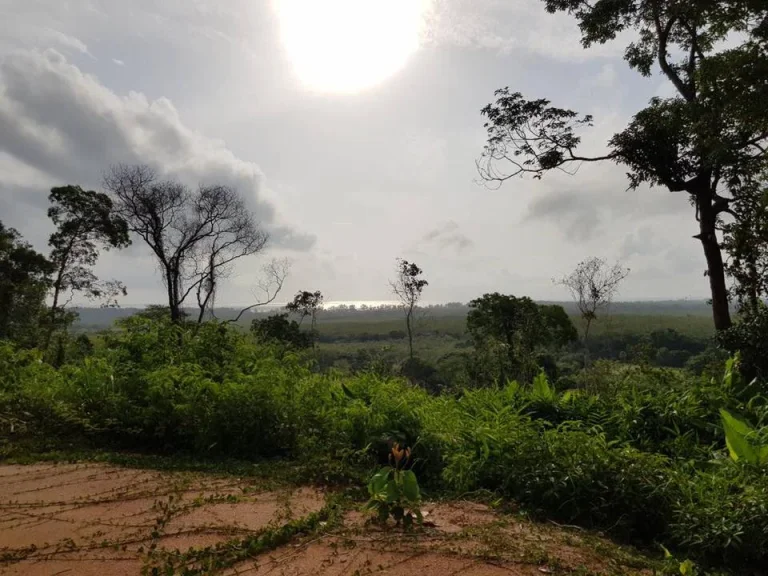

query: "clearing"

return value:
[0, 462, 660, 575]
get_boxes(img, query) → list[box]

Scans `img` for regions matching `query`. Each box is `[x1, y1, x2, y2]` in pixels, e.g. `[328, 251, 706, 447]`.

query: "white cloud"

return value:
[423, 0, 631, 62]
[40, 28, 94, 58]
[0, 48, 312, 250]
[112, 58, 125, 66]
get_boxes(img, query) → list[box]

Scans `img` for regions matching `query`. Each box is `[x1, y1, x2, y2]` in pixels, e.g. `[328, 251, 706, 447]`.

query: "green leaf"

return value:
[532, 370, 555, 402]
[386, 479, 399, 503]
[759, 444, 768, 466]
[402, 470, 421, 502]
[679, 559, 695, 575]
[720, 409, 758, 464]
[340, 382, 356, 399]
[368, 467, 392, 496]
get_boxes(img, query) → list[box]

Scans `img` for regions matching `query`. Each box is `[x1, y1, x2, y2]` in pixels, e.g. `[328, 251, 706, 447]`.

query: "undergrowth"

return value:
[1, 317, 767, 572]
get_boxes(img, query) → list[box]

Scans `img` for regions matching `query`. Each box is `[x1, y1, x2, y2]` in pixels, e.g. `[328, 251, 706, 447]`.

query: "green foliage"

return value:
[3, 319, 768, 570]
[365, 443, 423, 528]
[718, 304, 768, 384]
[47, 185, 130, 317]
[720, 408, 768, 466]
[467, 293, 576, 384]
[0, 222, 53, 347]
[251, 313, 312, 350]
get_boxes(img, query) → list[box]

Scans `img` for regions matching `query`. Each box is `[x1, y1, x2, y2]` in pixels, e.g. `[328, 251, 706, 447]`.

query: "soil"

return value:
[0, 463, 657, 575]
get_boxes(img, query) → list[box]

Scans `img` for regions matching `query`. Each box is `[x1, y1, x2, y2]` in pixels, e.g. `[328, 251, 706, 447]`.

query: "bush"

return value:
[2, 319, 768, 570]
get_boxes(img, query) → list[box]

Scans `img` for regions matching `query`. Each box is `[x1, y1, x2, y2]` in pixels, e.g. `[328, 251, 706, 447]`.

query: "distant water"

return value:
[323, 300, 400, 309]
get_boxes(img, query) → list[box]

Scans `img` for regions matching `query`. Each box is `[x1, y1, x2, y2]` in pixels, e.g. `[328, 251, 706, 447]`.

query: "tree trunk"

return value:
[406, 307, 414, 359]
[583, 318, 592, 369]
[166, 268, 179, 323]
[697, 190, 732, 331]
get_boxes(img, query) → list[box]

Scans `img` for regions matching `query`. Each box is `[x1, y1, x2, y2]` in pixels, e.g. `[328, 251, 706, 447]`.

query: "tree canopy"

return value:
[46, 185, 130, 339]
[479, 0, 768, 332]
[467, 293, 577, 384]
[0, 223, 53, 347]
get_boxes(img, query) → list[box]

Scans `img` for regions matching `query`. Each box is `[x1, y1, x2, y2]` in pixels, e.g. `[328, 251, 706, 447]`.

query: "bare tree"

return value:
[390, 258, 428, 360]
[220, 258, 290, 324]
[557, 257, 629, 365]
[104, 164, 268, 324]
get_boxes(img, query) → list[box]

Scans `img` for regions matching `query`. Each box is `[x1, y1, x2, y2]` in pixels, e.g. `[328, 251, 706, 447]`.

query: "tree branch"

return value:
[222, 258, 290, 324]
[652, 5, 692, 101]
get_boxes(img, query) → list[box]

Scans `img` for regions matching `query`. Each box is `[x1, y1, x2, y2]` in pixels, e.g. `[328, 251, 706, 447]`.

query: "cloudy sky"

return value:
[0, 0, 708, 306]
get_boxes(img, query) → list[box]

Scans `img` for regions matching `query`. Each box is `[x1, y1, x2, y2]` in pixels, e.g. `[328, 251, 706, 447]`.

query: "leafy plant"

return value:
[364, 443, 422, 528]
[720, 408, 768, 466]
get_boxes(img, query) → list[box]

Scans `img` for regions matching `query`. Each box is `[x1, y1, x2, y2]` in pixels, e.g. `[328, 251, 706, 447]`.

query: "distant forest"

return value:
[72, 299, 718, 329]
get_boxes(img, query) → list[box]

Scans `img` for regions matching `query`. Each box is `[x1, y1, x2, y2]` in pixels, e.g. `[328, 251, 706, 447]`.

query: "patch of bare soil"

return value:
[0, 464, 656, 576]
[0, 463, 324, 575]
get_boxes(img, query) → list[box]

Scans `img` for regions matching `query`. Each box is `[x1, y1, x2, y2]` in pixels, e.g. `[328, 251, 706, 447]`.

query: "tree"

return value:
[478, 1, 768, 332]
[390, 259, 428, 359]
[251, 313, 312, 349]
[285, 290, 323, 346]
[0, 223, 53, 346]
[467, 293, 576, 384]
[46, 185, 130, 343]
[557, 257, 629, 364]
[104, 164, 268, 324]
[722, 178, 768, 314]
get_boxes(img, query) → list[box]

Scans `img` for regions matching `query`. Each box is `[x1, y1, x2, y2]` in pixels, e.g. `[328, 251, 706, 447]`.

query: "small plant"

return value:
[364, 443, 422, 528]
[661, 545, 698, 576]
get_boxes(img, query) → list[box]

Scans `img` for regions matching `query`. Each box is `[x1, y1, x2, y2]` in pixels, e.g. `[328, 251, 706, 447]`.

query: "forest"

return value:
[1, 1, 768, 575]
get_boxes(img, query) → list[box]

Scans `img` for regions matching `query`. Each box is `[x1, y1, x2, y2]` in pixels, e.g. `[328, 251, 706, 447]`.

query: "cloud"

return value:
[423, 0, 631, 62]
[523, 159, 693, 243]
[39, 28, 94, 58]
[112, 58, 125, 66]
[0, 48, 314, 251]
[422, 220, 474, 252]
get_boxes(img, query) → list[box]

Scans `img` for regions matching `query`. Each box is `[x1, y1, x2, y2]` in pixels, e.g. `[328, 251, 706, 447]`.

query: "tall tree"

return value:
[104, 164, 268, 324]
[0, 223, 53, 346]
[390, 259, 428, 359]
[557, 257, 629, 364]
[46, 185, 130, 342]
[285, 290, 323, 346]
[478, 0, 768, 331]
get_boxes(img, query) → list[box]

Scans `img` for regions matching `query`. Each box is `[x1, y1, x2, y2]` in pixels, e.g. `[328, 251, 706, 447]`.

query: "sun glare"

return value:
[273, 0, 429, 93]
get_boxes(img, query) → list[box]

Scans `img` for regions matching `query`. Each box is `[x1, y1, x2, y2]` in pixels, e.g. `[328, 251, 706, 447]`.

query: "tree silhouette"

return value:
[557, 257, 629, 365]
[104, 164, 268, 324]
[479, 1, 768, 331]
[46, 185, 130, 344]
[390, 259, 428, 359]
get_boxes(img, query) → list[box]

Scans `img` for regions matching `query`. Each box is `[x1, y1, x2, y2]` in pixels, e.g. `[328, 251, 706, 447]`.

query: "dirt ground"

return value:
[0, 463, 656, 575]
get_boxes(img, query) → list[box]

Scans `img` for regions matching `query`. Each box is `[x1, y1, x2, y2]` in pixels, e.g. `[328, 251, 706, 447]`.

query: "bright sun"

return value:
[273, 0, 429, 93]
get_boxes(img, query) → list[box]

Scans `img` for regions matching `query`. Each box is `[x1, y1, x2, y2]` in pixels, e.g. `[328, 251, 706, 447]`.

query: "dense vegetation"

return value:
[2, 313, 768, 574]
[2, 2, 768, 570]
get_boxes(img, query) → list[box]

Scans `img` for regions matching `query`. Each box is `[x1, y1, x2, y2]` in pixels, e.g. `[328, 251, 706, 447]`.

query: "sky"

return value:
[0, 0, 710, 306]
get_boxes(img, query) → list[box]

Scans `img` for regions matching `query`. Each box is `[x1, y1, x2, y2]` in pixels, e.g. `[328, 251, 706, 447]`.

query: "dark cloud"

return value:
[422, 220, 474, 252]
[0, 48, 313, 251]
[525, 181, 692, 243]
[526, 190, 602, 242]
